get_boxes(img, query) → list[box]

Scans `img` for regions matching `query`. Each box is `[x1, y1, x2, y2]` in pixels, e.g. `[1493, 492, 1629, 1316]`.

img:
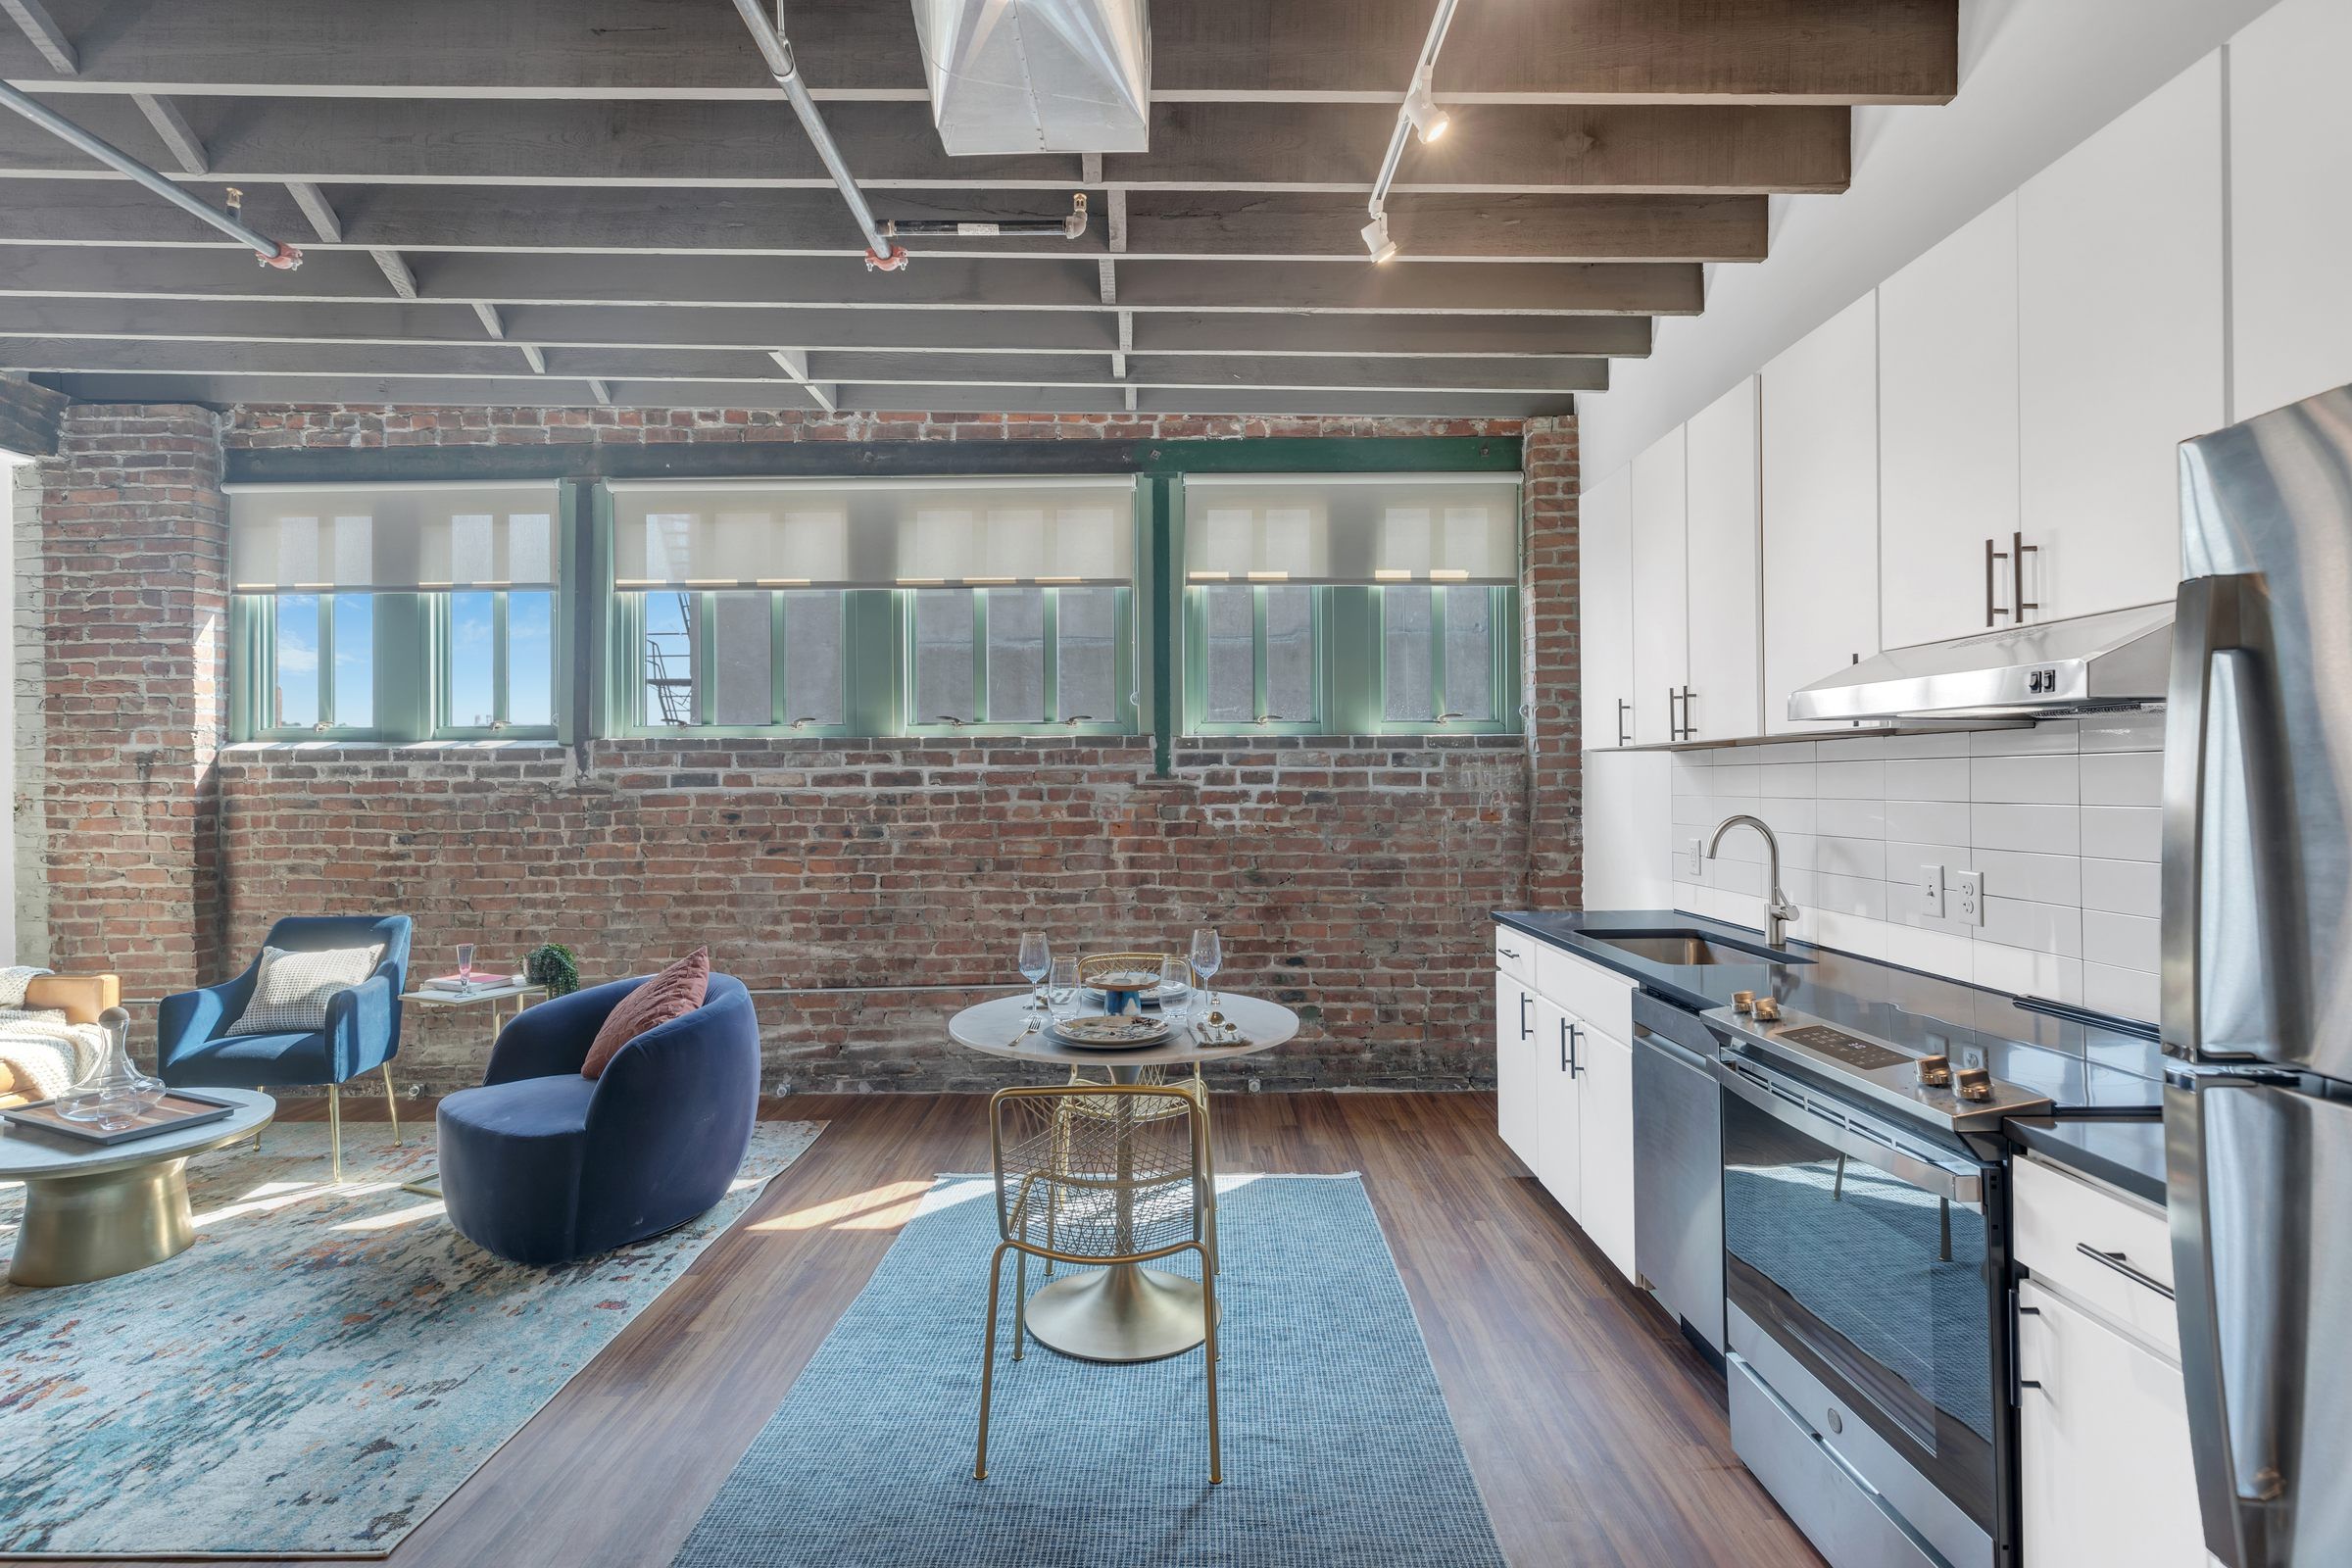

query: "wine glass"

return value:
[1017, 932, 1052, 1011]
[457, 943, 477, 985]
[1049, 956, 1082, 1023]
[1189, 927, 1222, 1011]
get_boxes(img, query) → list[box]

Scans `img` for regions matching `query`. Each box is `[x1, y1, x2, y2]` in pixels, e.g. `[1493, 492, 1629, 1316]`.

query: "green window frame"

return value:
[1181, 583, 1326, 736]
[236, 590, 387, 741]
[899, 585, 1136, 737]
[1373, 583, 1518, 735]
[433, 590, 561, 739]
[613, 587, 871, 737]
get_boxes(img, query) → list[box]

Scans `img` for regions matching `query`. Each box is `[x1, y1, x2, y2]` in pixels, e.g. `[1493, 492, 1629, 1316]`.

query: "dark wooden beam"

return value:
[0, 246, 1704, 315]
[0, 180, 1768, 264]
[0, 369, 67, 454]
[0, 297, 1653, 356]
[2, 1, 1955, 102]
[0, 98, 1850, 195]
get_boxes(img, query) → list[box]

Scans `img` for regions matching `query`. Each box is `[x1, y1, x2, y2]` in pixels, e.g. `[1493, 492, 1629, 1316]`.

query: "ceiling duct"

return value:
[912, 0, 1152, 156]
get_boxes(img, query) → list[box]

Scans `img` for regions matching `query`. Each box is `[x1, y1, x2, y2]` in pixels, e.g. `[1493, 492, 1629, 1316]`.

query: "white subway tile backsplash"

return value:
[2081, 857, 2161, 917]
[1886, 757, 1972, 801]
[2082, 961, 2159, 1023]
[2081, 805, 2162, 861]
[2081, 750, 2163, 807]
[2083, 909, 2161, 971]
[1972, 803, 2082, 856]
[1886, 800, 1973, 847]
[1640, 717, 2159, 1013]
[1971, 754, 2081, 805]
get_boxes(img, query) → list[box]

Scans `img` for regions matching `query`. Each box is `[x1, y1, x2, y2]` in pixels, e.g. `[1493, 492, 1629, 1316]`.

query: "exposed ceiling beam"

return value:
[0, 99, 1851, 194]
[128, 89, 201, 172]
[30, 369, 1577, 419]
[0, 0, 74, 74]
[0, 298, 1654, 357]
[0, 247, 1705, 315]
[367, 246, 417, 300]
[516, 341, 545, 373]
[0, 336, 1611, 391]
[0, 0, 1955, 103]
[0, 182, 1770, 263]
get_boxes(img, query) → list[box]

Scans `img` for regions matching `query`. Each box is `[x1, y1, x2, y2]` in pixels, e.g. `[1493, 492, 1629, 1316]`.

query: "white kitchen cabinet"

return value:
[1684, 375, 1762, 740]
[2017, 1276, 2203, 1568]
[1575, 1024, 1639, 1284]
[1880, 196, 2023, 647]
[2018, 51, 2224, 621]
[2229, 0, 2352, 421]
[1533, 995, 1581, 1214]
[1761, 293, 1882, 733]
[1495, 970, 1540, 1173]
[1580, 466, 1636, 750]
[1629, 426, 1690, 746]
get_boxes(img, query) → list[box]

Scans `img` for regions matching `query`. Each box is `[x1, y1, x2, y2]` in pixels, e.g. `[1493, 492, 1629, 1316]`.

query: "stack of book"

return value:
[423, 973, 525, 995]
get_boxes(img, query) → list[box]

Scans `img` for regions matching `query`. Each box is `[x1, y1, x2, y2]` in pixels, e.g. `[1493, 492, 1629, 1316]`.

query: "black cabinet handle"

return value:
[2012, 531, 2039, 623]
[1984, 536, 2013, 625]
[2010, 1292, 2043, 1403]
[1519, 992, 1533, 1040]
[2075, 1243, 2174, 1300]
[1616, 697, 1631, 748]
[1568, 1022, 1584, 1077]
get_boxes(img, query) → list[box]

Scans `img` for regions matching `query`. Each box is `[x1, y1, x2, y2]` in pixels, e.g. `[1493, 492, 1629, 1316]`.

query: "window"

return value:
[624, 588, 851, 732]
[608, 476, 1138, 737]
[1182, 473, 1520, 734]
[227, 481, 564, 741]
[439, 590, 558, 735]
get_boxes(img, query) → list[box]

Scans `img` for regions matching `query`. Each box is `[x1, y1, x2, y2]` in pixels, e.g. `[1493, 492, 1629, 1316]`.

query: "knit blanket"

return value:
[0, 964, 53, 1008]
[0, 1009, 104, 1102]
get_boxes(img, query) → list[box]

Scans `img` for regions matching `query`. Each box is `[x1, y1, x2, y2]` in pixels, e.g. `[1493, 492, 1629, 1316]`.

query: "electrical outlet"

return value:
[1918, 863, 1945, 918]
[1953, 870, 1984, 925]
[1686, 837, 1705, 877]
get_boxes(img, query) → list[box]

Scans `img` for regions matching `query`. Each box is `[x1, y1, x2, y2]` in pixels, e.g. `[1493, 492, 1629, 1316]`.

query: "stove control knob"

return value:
[1915, 1054, 1952, 1087]
[1953, 1066, 1993, 1102]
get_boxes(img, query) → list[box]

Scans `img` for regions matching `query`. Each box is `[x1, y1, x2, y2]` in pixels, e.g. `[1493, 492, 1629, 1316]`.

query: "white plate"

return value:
[1050, 1015, 1172, 1050]
[1084, 980, 1191, 1006]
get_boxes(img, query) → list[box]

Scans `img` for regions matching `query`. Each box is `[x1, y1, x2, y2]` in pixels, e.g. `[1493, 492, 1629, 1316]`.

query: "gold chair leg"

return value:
[1199, 1240, 1223, 1485]
[379, 1063, 402, 1145]
[1013, 1245, 1028, 1360]
[976, 1241, 1012, 1481]
[326, 1081, 343, 1186]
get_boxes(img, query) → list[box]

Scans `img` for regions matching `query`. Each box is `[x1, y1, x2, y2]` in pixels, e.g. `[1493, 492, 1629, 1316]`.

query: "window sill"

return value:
[226, 738, 569, 754]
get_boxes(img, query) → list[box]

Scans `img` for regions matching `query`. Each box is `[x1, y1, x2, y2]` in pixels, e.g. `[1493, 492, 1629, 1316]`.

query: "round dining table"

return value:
[949, 988, 1298, 1363]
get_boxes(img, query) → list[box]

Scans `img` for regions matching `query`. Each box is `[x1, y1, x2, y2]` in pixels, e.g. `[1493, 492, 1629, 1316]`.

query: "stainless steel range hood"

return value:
[1786, 602, 2174, 723]
[912, 0, 1152, 156]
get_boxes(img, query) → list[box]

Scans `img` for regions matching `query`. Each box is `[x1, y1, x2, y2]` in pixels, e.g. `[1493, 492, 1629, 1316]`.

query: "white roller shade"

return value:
[1183, 472, 1521, 584]
[610, 477, 1137, 588]
[227, 482, 563, 592]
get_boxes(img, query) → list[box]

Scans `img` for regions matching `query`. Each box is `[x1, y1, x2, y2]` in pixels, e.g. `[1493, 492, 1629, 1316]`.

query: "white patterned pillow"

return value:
[226, 945, 386, 1036]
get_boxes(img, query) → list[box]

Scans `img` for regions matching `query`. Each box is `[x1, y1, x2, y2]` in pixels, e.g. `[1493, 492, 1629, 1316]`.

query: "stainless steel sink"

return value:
[1589, 931, 1806, 965]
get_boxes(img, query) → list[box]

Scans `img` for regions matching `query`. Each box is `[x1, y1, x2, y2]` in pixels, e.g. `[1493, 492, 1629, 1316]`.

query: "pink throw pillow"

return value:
[582, 949, 710, 1079]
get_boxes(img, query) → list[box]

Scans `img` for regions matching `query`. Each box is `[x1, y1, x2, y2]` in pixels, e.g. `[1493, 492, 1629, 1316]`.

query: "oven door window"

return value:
[1722, 1086, 1996, 1531]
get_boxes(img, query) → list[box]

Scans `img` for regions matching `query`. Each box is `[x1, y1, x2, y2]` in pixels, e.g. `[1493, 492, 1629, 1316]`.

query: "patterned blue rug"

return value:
[673, 1173, 1506, 1568]
[0, 1118, 823, 1559]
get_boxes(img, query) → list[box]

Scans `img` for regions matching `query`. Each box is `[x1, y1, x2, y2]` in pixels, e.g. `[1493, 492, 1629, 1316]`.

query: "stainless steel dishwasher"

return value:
[1632, 999, 1724, 1355]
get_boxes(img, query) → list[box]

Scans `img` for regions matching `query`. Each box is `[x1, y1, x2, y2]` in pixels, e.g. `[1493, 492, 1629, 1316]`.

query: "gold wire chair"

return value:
[1052, 954, 1218, 1275]
[976, 1083, 1222, 1485]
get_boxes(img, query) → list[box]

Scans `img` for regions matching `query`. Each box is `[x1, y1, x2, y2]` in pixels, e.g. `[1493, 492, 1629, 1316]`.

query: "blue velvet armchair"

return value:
[436, 972, 760, 1266]
[158, 914, 413, 1183]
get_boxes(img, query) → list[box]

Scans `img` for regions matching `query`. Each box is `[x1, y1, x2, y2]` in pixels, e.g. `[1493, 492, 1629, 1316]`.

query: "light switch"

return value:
[1953, 870, 1984, 925]
[1686, 837, 1705, 877]
[1918, 863, 1945, 918]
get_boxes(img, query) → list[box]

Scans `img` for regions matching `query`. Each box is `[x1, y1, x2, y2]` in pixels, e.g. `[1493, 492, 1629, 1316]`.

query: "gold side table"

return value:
[0, 1088, 274, 1286]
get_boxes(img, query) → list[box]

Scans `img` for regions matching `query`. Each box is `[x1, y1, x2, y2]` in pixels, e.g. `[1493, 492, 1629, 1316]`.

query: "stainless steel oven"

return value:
[1715, 1050, 2012, 1568]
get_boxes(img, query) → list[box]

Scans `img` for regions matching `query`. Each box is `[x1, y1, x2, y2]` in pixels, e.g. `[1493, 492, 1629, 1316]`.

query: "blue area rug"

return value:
[673, 1173, 1506, 1568]
[0, 1118, 822, 1559]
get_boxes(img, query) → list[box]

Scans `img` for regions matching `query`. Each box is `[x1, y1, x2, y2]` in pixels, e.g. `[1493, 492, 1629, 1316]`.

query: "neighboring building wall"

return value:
[23, 402, 1582, 1093]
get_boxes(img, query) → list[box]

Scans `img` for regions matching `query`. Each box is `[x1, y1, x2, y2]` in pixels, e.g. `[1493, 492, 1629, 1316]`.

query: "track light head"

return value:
[1403, 80, 1450, 144]
[1360, 213, 1399, 265]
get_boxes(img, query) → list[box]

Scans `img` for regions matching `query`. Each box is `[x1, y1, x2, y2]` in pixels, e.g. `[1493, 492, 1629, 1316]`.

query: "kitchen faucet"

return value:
[1708, 813, 1801, 949]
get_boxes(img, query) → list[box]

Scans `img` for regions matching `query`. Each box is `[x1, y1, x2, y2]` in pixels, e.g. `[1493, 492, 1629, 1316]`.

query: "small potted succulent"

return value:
[523, 942, 582, 997]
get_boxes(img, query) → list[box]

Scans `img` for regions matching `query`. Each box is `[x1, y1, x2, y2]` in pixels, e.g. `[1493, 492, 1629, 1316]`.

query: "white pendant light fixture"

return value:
[1362, 0, 1463, 266]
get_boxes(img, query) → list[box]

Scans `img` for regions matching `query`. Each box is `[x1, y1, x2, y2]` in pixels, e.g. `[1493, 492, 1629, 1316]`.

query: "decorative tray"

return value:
[1051, 1015, 1171, 1049]
[2, 1090, 243, 1147]
[1084, 966, 1165, 993]
[1085, 979, 1190, 1007]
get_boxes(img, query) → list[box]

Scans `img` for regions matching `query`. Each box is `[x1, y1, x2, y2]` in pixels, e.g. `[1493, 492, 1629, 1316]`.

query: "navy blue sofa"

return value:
[436, 971, 760, 1266]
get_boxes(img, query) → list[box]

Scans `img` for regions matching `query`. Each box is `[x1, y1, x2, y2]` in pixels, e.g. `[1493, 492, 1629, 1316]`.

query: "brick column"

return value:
[1521, 416, 1581, 906]
[27, 405, 229, 997]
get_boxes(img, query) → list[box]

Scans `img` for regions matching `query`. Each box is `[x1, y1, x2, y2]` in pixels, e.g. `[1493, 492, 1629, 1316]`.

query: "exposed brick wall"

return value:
[23, 402, 1580, 1093]
[23, 406, 229, 990]
[1521, 416, 1582, 906]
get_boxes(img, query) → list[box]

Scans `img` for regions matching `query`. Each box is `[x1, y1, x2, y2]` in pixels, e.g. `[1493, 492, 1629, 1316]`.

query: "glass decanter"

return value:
[59, 1006, 166, 1130]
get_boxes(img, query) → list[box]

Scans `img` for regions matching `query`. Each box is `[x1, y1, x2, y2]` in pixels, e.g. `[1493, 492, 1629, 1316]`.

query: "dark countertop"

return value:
[2004, 1116, 2170, 1206]
[1494, 908, 2166, 1193]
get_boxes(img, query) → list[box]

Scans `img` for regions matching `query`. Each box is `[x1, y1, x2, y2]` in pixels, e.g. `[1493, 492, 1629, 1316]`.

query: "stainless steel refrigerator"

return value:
[2166, 381, 2352, 1568]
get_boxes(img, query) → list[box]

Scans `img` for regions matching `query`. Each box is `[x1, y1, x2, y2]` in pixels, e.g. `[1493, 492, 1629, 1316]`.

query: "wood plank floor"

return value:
[50, 1093, 1823, 1568]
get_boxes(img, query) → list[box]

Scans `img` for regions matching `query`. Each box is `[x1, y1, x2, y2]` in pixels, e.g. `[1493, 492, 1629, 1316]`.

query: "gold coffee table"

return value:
[0, 1088, 274, 1287]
